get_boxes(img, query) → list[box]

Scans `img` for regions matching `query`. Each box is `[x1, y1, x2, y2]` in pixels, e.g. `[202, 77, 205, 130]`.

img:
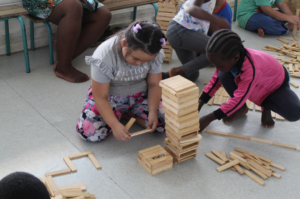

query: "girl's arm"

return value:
[189, 0, 230, 29]
[260, 4, 300, 27]
[147, 73, 162, 131]
[92, 79, 131, 141]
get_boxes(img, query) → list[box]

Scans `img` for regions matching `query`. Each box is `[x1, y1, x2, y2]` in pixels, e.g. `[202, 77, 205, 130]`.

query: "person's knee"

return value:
[65, 0, 83, 19]
[96, 7, 112, 25]
[284, 104, 300, 121]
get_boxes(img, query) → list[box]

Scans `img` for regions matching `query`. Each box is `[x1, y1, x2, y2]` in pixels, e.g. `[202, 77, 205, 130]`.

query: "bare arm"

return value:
[276, 1, 293, 15]
[146, 73, 162, 131]
[189, 0, 230, 29]
[92, 79, 131, 141]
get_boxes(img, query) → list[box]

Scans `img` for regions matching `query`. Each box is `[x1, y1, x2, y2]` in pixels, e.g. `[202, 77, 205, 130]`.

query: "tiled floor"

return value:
[0, 21, 299, 199]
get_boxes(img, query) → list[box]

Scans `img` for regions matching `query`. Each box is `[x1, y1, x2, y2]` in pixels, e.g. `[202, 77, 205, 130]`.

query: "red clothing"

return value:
[200, 48, 289, 119]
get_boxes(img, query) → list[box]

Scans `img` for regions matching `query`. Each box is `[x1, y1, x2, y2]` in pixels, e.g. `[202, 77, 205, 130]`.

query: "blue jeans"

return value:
[245, 12, 289, 35]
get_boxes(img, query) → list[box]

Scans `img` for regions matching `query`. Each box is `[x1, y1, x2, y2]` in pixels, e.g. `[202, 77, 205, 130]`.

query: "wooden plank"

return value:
[279, 36, 294, 41]
[125, 118, 136, 130]
[248, 160, 272, 178]
[205, 152, 226, 165]
[46, 176, 57, 197]
[216, 160, 239, 172]
[63, 157, 77, 172]
[131, 129, 153, 137]
[277, 38, 289, 44]
[245, 170, 265, 186]
[88, 154, 102, 169]
[68, 151, 93, 159]
[211, 149, 229, 162]
[290, 81, 299, 88]
[272, 173, 281, 179]
[270, 162, 286, 171]
[45, 169, 72, 177]
[58, 183, 86, 191]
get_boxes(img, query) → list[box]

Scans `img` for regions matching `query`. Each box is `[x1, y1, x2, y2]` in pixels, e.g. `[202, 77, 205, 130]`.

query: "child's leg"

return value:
[245, 12, 289, 36]
[261, 82, 300, 124]
[166, 20, 212, 82]
[128, 91, 165, 132]
[218, 71, 248, 123]
[76, 87, 128, 142]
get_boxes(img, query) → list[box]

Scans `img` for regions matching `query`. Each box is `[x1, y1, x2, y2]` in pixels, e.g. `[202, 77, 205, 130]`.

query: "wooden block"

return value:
[231, 162, 245, 175]
[279, 36, 294, 41]
[248, 160, 272, 177]
[213, 95, 219, 105]
[39, 177, 47, 185]
[250, 137, 273, 144]
[229, 152, 248, 164]
[248, 165, 268, 180]
[221, 152, 227, 159]
[227, 133, 251, 140]
[244, 153, 264, 165]
[68, 151, 93, 159]
[272, 142, 297, 149]
[290, 81, 299, 88]
[205, 153, 226, 165]
[255, 105, 262, 112]
[125, 118, 136, 130]
[165, 139, 199, 156]
[162, 94, 199, 109]
[58, 183, 86, 191]
[234, 148, 272, 163]
[88, 153, 102, 169]
[277, 38, 289, 44]
[272, 173, 281, 179]
[163, 107, 199, 123]
[165, 126, 198, 140]
[52, 195, 64, 199]
[63, 157, 77, 172]
[162, 88, 199, 104]
[45, 169, 71, 177]
[229, 155, 250, 170]
[165, 119, 199, 136]
[270, 162, 286, 171]
[165, 114, 199, 129]
[207, 96, 214, 106]
[204, 129, 229, 136]
[216, 160, 239, 172]
[46, 176, 57, 197]
[211, 149, 228, 162]
[131, 129, 153, 137]
[245, 170, 265, 186]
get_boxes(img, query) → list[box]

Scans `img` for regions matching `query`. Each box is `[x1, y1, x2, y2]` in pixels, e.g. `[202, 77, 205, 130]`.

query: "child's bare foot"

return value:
[261, 109, 275, 128]
[258, 28, 264, 37]
[286, 23, 294, 31]
[54, 63, 90, 83]
[223, 104, 248, 123]
[169, 66, 186, 77]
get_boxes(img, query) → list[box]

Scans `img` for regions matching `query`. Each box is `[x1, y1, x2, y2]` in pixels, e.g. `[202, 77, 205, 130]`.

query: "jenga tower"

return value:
[157, 0, 179, 64]
[159, 76, 202, 163]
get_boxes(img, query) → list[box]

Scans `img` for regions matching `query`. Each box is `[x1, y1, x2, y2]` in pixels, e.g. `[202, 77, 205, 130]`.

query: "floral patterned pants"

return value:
[76, 87, 165, 142]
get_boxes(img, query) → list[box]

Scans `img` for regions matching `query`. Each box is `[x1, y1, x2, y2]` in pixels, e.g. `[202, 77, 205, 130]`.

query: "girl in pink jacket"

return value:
[198, 29, 300, 131]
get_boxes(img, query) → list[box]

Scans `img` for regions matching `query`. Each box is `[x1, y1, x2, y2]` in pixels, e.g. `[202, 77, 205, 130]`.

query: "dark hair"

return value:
[118, 20, 167, 55]
[206, 29, 246, 61]
[0, 172, 50, 199]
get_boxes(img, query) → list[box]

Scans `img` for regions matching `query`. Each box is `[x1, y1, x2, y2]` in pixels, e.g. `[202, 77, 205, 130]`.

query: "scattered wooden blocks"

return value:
[160, 76, 201, 163]
[64, 151, 102, 171]
[138, 145, 173, 175]
[45, 168, 72, 177]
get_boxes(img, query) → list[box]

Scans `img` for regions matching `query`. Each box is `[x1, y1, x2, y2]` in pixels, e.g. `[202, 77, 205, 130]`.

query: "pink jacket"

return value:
[200, 48, 289, 119]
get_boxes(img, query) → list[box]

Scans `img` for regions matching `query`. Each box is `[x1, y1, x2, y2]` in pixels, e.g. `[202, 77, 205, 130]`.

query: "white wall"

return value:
[0, 0, 155, 55]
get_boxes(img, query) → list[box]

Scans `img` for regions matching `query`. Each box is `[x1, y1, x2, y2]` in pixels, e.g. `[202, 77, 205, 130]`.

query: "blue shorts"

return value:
[245, 11, 289, 35]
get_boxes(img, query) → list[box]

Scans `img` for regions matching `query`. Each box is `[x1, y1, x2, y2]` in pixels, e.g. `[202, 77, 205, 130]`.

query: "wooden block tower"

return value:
[138, 145, 173, 175]
[159, 75, 202, 163]
[157, 0, 179, 64]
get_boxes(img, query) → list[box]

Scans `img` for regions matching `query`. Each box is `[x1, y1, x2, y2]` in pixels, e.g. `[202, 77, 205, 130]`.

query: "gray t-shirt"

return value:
[85, 36, 164, 96]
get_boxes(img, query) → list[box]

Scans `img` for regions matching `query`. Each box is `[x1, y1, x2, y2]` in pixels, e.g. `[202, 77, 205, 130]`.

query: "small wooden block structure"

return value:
[138, 145, 173, 175]
[157, 0, 179, 63]
[160, 76, 201, 163]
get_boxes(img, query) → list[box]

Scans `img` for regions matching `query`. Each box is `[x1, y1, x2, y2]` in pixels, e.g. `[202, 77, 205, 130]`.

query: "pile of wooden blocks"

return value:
[201, 84, 286, 121]
[205, 147, 285, 186]
[157, 0, 179, 63]
[39, 151, 101, 198]
[138, 145, 173, 175]
[159, 75, 202, 163]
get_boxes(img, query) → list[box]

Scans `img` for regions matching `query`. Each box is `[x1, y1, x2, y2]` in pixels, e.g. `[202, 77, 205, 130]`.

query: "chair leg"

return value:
[30, 20, 35, 50]
[5, 19, 11, 56]
[133, 6, 137, 21]
[233, 0, 238, 21]
[152, 3, 158, 22]
[17, 16, 30, 73]
[44, 22, 54, 65]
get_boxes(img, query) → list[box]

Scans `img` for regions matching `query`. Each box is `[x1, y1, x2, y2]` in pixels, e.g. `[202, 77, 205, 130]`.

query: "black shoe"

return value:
[162, 72, 170, 80]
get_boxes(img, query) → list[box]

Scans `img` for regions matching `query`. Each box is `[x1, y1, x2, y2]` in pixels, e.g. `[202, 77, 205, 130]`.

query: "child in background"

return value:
[163, 0, 230, 82]
[77, 21, 166, 142]
[198, 29, 300, 131]
[0, 172, 50, 199]
[209, 0, 232, 35]
[237, 0, 300, 37]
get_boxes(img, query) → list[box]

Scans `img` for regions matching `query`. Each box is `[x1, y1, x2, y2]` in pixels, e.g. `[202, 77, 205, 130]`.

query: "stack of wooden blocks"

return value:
[159, 75, 202, 163]
[138, 145, 173, 175]
[157, 0, 179, 63]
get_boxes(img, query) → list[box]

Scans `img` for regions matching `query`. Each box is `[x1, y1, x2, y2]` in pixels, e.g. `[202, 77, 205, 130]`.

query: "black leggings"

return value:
[218, 71, 300, 121]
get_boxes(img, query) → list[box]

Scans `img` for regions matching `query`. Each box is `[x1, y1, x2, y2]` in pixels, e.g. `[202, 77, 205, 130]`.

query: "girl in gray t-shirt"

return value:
[77, 21, 167, 142]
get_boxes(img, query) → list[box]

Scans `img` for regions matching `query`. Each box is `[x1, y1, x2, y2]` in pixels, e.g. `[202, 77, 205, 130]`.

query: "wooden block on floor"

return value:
[45, 169, 72, 177]
[68, 151, 93, 159]
[88, 153, 102, 169]
[164, 145, 197, 163]
[164, 138, 199, 154]
[165, 129, 198, 142]
[45, 176, 57, 197]
[58, 183, 86, 191]
[138, 145, 173, 175]
[63, 157, 77, 172]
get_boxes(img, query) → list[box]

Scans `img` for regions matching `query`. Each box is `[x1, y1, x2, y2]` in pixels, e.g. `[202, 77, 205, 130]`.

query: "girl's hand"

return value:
[216, 18, 230, 30]
[112, 123, 131, 141]
[147, 112, 158, 132]
[199, 113, 217, 132]
[198, 99, 205, 112]
[287, 15, 300, 28]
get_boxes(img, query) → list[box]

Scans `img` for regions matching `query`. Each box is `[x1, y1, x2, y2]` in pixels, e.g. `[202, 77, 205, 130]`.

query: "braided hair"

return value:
[206, 29, 247, 64]
[118, 20, 167, 55]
